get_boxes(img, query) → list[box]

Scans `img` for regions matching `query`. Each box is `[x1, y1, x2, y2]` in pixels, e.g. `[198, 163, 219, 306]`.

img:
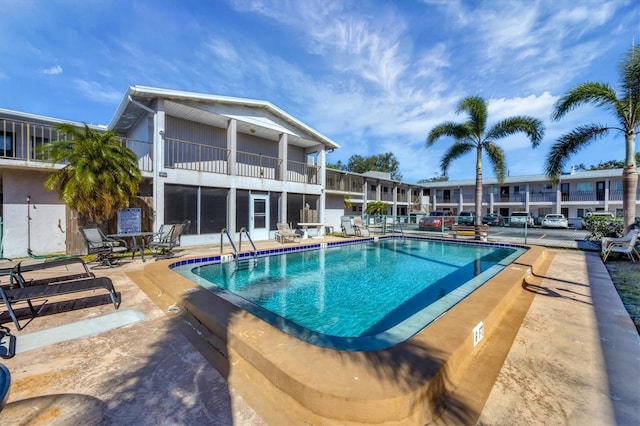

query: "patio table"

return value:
[297, 223, 325, 240]
[108, 232, 155, 262]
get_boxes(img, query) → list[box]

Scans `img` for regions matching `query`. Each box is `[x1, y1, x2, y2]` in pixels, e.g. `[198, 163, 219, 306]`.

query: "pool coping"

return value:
[137, 237, 552, 424]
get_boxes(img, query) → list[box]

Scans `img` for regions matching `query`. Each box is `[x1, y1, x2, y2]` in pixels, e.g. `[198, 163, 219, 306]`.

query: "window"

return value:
[164, 184, 198, 233]
[383, 186, 389, 193]
[0, 131, 13, 157]
[577, 208, 585, 218]
[513, 185, 522, 194]
[577, 182, 593, 192]
[269, 192, 280, 230]
[31, 135, 49, 160]
[201, 187, 228, 234]
[370, 184, 376, 192]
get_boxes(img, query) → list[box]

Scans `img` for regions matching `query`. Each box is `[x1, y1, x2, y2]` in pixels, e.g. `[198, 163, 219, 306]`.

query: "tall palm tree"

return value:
[426, 96, 545, 236]
[548, 46, 640, 232]
[42, 123, 143, 224]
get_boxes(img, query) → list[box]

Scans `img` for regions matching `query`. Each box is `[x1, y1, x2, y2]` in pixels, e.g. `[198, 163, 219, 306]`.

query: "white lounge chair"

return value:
[341, 218, 357, 237]
[602, 229, 640, 262]
[276, 223, 301, 243]
[353, 217, 370, 236]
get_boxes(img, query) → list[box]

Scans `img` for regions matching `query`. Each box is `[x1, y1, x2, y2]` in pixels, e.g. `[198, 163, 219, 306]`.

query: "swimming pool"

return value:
[174, 237, 525, 351]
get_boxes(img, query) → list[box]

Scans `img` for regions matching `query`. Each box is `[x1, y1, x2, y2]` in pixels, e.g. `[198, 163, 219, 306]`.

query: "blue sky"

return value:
[1, 0, 638, 182]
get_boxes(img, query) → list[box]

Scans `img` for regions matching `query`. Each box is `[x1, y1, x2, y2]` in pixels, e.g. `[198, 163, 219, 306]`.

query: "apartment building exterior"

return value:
[1, 86, 338, 258]
[326, 167, 640, 226]
[1, 87, 638, 258]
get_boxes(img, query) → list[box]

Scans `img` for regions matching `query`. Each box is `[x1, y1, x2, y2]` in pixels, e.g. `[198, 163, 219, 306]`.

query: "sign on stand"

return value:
[117, 208, 141, 234]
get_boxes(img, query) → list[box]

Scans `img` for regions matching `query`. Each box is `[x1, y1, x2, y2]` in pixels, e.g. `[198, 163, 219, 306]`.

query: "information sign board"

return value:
[117, 208, 141, 234]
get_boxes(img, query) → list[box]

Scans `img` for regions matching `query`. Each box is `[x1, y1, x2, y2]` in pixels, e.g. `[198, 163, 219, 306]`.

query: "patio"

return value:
[0, 237, 637, 425]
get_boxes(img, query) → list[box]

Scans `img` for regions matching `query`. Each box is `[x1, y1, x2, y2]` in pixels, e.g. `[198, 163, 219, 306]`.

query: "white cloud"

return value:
[42, 65, 63, 75]
[74, 79, 122, 104]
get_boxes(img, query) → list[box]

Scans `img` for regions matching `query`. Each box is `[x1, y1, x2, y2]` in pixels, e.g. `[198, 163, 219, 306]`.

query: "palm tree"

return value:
[426, 96, 545, 237]
[365, 200, 389, 216]
[548, 46, 640, 232]
[42, 123, 143, 224]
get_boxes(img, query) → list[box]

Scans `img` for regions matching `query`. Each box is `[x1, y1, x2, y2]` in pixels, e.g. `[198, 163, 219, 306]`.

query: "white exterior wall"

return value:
[2, 169, 66, 258]
[324, 194, 347, 232]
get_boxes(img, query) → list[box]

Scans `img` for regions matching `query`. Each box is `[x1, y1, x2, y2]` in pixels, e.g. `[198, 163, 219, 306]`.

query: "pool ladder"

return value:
[220, 228, 258, 271]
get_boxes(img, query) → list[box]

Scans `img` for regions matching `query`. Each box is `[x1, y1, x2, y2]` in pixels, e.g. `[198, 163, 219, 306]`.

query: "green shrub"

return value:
[584, 216, 623, 241]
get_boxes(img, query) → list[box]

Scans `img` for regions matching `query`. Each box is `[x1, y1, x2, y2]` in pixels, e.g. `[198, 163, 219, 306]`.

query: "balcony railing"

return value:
[380, 192, 394, 202]
[1, 117, 154, 172]
[325, 171, 364, 192]
[287, 160, 318, 184]
[530, 192, 556, 202]
[236, 151, 281, 179]
[119, 137, 153, 172]
[165, 137, 229, 174]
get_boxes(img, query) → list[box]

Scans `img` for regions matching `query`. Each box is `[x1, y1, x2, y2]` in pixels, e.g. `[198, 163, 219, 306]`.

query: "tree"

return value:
[548, 46, 639, 232]
[365, 200, 389, 215]
[417, 173, 449, 183]
[326, 160, 345, 170]
[42, 123, 143, 224]
[328, 153, 403, 180]
[426, 96, 544, 236]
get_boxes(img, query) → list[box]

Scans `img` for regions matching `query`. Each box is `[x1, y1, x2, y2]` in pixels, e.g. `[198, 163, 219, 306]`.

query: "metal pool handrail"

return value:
[220, 228, 238, 255]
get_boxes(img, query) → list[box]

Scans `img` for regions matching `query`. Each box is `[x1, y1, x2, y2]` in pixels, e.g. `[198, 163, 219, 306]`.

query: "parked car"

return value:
[457, 211, 475, 225]
[419, 211, 455, 230]
[509, 211, 534, 227]
[482, 213, 504, 226]
[541, 214, 569, 229]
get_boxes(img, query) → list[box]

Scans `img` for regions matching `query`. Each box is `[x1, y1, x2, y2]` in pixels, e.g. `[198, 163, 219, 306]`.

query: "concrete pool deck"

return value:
[0, 236, 638, 425]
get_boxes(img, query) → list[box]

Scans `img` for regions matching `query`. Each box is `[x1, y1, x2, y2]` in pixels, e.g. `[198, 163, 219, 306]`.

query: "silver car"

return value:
[541, 214, 569, 229]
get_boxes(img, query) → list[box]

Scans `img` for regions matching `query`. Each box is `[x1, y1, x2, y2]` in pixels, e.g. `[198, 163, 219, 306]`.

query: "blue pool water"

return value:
[174, 238, 525, 351]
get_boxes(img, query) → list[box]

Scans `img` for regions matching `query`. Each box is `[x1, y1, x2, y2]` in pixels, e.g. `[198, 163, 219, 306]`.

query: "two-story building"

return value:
[1, 86, 638, 258]
[1, 86, 338, 258]
[325, 167, 640, 227]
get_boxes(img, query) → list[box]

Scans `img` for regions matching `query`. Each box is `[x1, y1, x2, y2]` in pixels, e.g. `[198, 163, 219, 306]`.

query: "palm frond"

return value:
[456, 96, 487, 136]
[483, 142, 506, 182]
[545, 124, 610, 183]
[620, 46, 640, 103]
[551, 82, 619, 121]
[486, 116, 545, 147]
[440, 141, 474, 175]
[426, 122, 470, 146]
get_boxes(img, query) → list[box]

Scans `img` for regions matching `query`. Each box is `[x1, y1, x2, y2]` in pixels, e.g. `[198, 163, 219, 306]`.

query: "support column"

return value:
[278, 133, 287, 181]
[154, 99, 165, 230]
[227, 119, 237, 176]
[318, 147, 326, 226]
[228, 188, 236, 233]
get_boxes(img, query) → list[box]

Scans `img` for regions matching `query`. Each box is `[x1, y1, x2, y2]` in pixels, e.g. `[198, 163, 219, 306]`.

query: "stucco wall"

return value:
[2, 169, 66, 258]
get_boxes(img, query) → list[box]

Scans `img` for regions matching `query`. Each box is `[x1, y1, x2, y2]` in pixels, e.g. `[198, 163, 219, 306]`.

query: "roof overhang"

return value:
[109, 86, 340, 150]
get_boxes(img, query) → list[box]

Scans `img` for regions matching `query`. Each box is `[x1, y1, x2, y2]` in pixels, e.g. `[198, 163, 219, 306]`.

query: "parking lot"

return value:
[403, 221, 595, 248]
